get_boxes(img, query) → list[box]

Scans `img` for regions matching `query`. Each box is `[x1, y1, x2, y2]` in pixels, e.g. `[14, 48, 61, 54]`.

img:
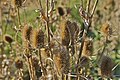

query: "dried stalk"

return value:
[90, 0, 99, 18]
[38, 49, 47, 78]
[86, 0, 91, 13]
[46, 0, 50, 46]
[76, 0, 99, 77]
[17, 7, 21, 26]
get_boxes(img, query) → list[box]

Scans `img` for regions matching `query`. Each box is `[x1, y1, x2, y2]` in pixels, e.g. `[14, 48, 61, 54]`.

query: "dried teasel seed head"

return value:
[15, 58, 23, 69]
[100, 22, 112, 37]
[4, 34, 13, 43]
[22, 25, 32, 48]
[68, 22, 80, 45]
[40, 48, 50, 59]
[31, 29, 44, 48]
[100, 55, 114, 78]
[82, 38, 93, 56]
[13, 0, 26, 7]
[79, 56, 89, 67]
[57, 7, 65, 16]
[22, 25, 32, 41]
[61, 20, 71, 46]
[53, 46, 70, 74]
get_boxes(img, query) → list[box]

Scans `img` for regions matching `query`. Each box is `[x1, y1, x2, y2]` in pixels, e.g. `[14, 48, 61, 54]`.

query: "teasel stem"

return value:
[46, 0, 50, 47]
[90, 0, 99, 18]
[17, 7, 21, 26]
[38, 49, 47, 79]
[25, 50, 36, 80]
[86, 0, 91, 13]
[97, 36, 108, 62]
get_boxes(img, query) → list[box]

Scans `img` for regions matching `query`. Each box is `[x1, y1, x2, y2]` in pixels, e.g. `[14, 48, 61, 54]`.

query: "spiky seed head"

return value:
[40, 48, 50, 59]
[53, 46, 70, 74]
[22, 25, 32, 41]
[31, 29, 44, 48]
[82, 38, 93, 56]
[61, 20, 70, 46]
[100, 56, 114, 78]
[57, 7, 65, 16]
[100, 22, 112, 37]
[15, 58, 23, 69]
[4, 34, 13, 43]
[68, 22, 80, 45]
[13, 0, 22, 7]
[22, 25, 32, 48]
[80, 56, 89, 67]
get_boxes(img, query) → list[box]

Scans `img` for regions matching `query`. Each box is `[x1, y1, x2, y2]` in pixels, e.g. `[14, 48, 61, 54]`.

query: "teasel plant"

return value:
[53, 46, 70, 80]
[100, 55, 114, 79]
[22, 25, 37, 80]
[30, 28, 48, 79]
[73, 0, 99, 79]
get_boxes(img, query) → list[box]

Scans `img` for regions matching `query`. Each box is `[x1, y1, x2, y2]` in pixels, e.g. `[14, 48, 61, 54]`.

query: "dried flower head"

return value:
[13, 0, 26, 7]
[57, 7, 65, 16]
[68, 22, 80, 45]
[100, 56, 114, 78]
[15, 58, 23, 69]
[4, 34, 13, 43]
[100, 22, 112, 37]
[53, 46, 70, 74]
[80, 56, 89, 67]
[61, 20, 70, 46]
[22, 25, 32, 41]
[22, 25, 32, 48]
[31, 29, 44, 48]
[82, 38, 93, 56]
[40, 48, 50, 59]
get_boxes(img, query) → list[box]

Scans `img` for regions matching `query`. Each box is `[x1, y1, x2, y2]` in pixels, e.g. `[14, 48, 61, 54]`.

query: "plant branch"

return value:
[90, 0, 99, 18]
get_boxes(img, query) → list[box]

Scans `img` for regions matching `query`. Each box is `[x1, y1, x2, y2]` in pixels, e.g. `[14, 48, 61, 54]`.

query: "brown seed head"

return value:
[4, 34, 13, 43]
[40, 48, 50, 59]
[13, 0, 22, 7]
[82, 38, 93, 56]
[61, 20, 71, 46]
[100, 22, 112, 37]
[22, 25, 32, 41]
[80, 56, 89, 67]
[53, 46, 70, 74]
[15, 58, 23, 69]
[31, 29, 44, 48]
[57, 7, 65, 16]
[22, 25, 32, 48]
[100, 56, 114, 78]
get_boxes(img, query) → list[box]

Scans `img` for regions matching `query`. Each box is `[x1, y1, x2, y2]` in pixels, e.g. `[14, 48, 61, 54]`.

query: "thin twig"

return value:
[90, 0, 99, 18]
[46, 0, 50, 46]
[86, 0, 91, 13]
[17, 7, 21, 26]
